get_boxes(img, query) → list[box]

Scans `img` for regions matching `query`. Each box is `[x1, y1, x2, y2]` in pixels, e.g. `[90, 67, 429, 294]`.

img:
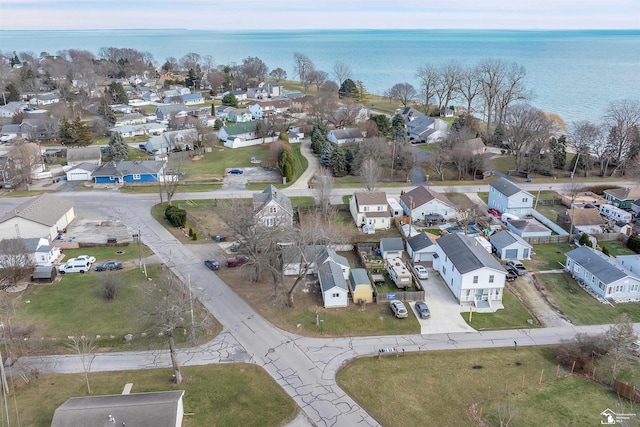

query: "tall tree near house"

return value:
[548, 135, 567, 170]
[58, 117, 73, 146]
[313, 167, 334, 218]
[368, 114, 391, 137]
[70, 116, 93, 146]
[293, 52, 315, 94]
[495, 62, 529, 128]
[308, 69, 328, 91]
[570, 121, 607, 176]
[388, 83, 417, 107]
[394, 142, 417, 182]
[415, 63, 439, 115]
[4, 83, 20, 103]
[358, 157, 382, 191]
[97, 96, 116, 127]
[338, 78, 357, 99]
[355, 80, 370, 104]
[503, 103, 558, 171]
[0, 239, 35, 287]
[9, 141, 42, 185]
[426, 145, 450, 181]
[221, 93, 238, 107]
[391, 114, 407, 144]
[330, 145, 348, 177]
[108, 131, 128, 161]
[434, 60, 462, 112]
[458, 64, 482, 117]
[604, 314, 638, 384]
[478, 58, 507, 135]
[179, 52, 201, 72]
[603, 99, 640, 177]
[105, 81, 128, 104]
[278, 145, 296, 184]
[269, 67, 287, 83]
[332, 61, 352, 86]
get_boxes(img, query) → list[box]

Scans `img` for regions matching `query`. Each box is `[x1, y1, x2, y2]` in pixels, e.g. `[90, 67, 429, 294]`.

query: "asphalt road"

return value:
[4, 179, 640, 427]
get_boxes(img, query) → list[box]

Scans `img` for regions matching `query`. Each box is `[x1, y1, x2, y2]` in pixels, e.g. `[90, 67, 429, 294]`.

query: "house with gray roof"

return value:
[252, 185, 293, 228]
[0, 101, 27, 118]
[51, 390, 185, 427]
[327, 128, 364, 145]
[489, 230, 533, 260]
[218, 121, 260, 148]
[379, 237, 404, 259]
[282, 245, 325, 276]
[0, 193, 75, 240]
[506, 218, 552, 238]
[348, 268, 373, 304]
[603, 186, 640, 210]
[21, 236, 61, 266]
[66, 146, 102, 166]
[565, 246, 640, 302]
[66, 162, 100, 181]
[488, 177, 534, 217]
[91, 160, 166, 184]
[406, 232, 436, 263]
[317, 260, 349, 308]
[318, 247, 350, 280]
[399, 186, 456, 221]
[349, 191, 390, 231]
[433, 233, 506, 312]
[144, 129, 197, 154]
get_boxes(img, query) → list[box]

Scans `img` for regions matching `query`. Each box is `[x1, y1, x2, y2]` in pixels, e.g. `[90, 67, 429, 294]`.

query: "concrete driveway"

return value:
[409, 268, 476, 335]
[223, 166, 281, 187]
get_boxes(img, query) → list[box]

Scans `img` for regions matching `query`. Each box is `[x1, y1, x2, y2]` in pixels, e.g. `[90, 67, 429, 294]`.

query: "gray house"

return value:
[489, 230, 533, 260]
[379, 237, 404, 259]
[406, 232, 436, 263]
[317, 261, 349, 308]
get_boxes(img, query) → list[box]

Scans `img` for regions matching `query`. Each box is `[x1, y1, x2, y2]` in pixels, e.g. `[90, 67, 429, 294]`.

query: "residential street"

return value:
[2, 154, 640, 426]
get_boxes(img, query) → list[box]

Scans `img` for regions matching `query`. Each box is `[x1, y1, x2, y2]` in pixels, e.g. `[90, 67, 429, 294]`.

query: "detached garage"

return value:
[406, 232, 436, 264]
[490, 230, 533, 260]
[66, 162, 99, 182]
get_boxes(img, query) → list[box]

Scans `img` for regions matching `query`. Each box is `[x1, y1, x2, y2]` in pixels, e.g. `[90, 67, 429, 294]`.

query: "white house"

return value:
[65, 162, 99, 181]
[317, 261, 349, 308]
[399, 186, 456, 221]
[489, 230, 533, 260]
[22, 237, 61, 266]
[0, 194, 75, 240]
[66, 146, 102, 166]
[0, 101, 27, 118]
[433, 233, 506, 312]
[565, 246, 640, 302]
[349, 192, 390, 231]
[327, 128, 364, 145]
[379, 237, 404, 259]
[144, 129, 197, 154]
[488, 177, 534, 217]
[30, 93, 60, 106]
[406, 232, 437, 264]
[218, 121, 259, 145]
[252, 185, 293, 228]
[318, 248, 350, 280]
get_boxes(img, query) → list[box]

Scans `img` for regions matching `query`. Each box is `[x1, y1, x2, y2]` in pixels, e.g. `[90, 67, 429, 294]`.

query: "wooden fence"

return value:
[613, 379, 640, 403]
[376, 291, 425, 303]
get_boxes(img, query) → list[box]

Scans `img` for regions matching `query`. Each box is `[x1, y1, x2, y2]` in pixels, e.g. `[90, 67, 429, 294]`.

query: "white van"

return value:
[58, 258, 91, 274]
[501, 213, 520, 223]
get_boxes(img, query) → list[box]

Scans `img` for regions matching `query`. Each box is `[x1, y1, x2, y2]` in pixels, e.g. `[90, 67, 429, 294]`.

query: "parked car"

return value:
[487, 208, 502, 218]
[505, 270, 518, 282]
[413, 264, 429, 280]
[389, 300, 408, 318]
[58, 258, 91, 274]
[95, 261, 124, 271]
[228, 169, 244, 175]
[506, 260, 528, 275]
[414, 301, 431, 319]
[75, 255, 96, 264]
[227, 255, 253, 268]
[204, 259, 220, 271]
[229, 241, 243, 252]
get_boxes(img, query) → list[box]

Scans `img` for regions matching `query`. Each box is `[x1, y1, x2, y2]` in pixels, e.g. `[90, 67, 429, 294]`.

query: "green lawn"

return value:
[464, 289, 541, 330]
[534, 203, 566, 223]
[530, 243, 573, 271]
[490, 155, 516, 172]
[599, 240, 636, 256]
[536, 272, 640, 324]
[477, 192, 489, 203]
[119, 183, 223, 193]
[10, 365, 297, 427]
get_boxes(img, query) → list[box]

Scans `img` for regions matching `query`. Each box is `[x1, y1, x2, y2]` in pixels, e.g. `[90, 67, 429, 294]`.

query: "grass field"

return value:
[464, 289, 541, 330]
[8, 365, 297, 427]
[337, 346, 638, 427]
[530, 243, 573, 271]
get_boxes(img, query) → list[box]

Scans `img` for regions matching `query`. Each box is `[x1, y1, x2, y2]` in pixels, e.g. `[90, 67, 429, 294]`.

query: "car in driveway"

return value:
[58, 258, 91, 274]
[487, 208, 502, 218]
[227, 255, 253, 268]
[414, 301, 431, 319]
[506, 260, 528, 275]
[505, 270, 518, 282]
[204, 259, 220, 271]
[228, 168, 244, 174]
[413, 264, 429, 280]
[75, 255, 96, 264]
[389, 300, 408, 318]
[94, 260, 123, 271]
[229, 241, 243, 252]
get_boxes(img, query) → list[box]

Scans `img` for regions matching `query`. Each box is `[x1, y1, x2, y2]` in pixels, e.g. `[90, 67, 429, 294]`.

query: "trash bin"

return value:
[215, 236, 221, 242]
[527, 178, 532, 183]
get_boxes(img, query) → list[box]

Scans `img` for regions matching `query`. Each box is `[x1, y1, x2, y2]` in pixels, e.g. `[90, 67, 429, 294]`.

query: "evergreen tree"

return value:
[330, 145, 347, 177]
[71, 116, 93, 146]
[344, 148, 354, 175]
[4, 83, 20, 103]
[106, 82, 128, 104]
[391, 114, 407, 143]
[97, 97, 116, 126]
[310, 124, 328, 154]
[320, 143, 333, 167]
[278, 145, 296, 183]
[213, 118, 223, 130]
[355, 80, 370, 104]
[58, 117, 73, 145]
[221, 93, 238, 107]
[279, 130, 289, 143]
[338, 78, 357, 99]
[369, 114, 391, 136]
[549, 135, 567, 169]
[108, 131, 129, 161]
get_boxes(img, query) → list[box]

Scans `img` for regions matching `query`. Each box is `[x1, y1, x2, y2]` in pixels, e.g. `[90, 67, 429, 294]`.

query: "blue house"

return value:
[488, 177, 534, 217]
[91, 160, 166, 184]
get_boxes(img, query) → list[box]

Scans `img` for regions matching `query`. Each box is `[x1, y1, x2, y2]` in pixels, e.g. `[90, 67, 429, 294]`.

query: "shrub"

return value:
[101, 277, 119, 301]
[601, 245, 610, 257]
[579, 233, 592, 247]
[165, 206, 187, 228]
[628, 234, 640, 254]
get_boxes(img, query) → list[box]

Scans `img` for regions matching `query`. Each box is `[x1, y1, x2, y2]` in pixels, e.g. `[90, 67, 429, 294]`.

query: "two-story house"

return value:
[603, 187, 640, 210]
[488, 177, 534, 217]
[433, 233, 506, 312]
[253, 185, 293, 228]
[349, 192, 390, 231]
[399, 186, 456, 221]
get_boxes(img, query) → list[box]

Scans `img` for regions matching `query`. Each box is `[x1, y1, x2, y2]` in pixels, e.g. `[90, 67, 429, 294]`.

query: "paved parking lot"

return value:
[223, 167, 282, 187]
[409, 267, 476, 335]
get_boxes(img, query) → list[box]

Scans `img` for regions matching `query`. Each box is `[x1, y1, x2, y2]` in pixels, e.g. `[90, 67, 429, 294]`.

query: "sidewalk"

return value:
[287, 139, 320, 190]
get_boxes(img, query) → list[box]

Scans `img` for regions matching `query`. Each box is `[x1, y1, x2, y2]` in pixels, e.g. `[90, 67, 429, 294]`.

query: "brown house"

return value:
[556, 208, 604, 233]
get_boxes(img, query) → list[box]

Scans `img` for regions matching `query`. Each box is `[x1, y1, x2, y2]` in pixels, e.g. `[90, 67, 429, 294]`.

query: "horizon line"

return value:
[1, 28, 639, 32]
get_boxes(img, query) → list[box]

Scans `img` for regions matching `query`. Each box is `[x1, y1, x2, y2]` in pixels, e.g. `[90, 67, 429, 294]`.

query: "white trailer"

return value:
[599, 204, 632, 223]
[385, 257, 413, 290]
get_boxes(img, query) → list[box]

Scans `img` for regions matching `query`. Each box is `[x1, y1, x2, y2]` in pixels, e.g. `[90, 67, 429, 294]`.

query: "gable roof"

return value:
[489, 230, 532, 249]
[437, 233, 504, 274]
[508, 218, 550, 233]
[489, 177, 532, 198]
[318, 248, 349, 268]
[400, 186, 453, 209]
[557, 208, 604, 226]
[328, 128, 363, 141]
[0, 193, 73, 227]
[349, 268, 371, 286]
[407, 232, 435, 252]
[92, 160, 165, 178]
[51, 391, 185, 427]
[354, 191, 387, 206]
[221, 120, 258, 137]
[380, 237, 404, 252]
[282, 245, 325, 265]
[253, 185, 293, 215]
[604, 187, 640, 201]
[566, 246, 639, 285]
[66, 146, 101, 162]
[318, 261, 348, 293]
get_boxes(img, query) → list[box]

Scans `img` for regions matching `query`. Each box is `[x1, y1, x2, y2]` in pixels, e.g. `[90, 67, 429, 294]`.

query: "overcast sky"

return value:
[1, 0, 638, 30]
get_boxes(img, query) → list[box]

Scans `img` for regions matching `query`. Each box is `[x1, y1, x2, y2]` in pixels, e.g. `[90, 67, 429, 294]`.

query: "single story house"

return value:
[488, 177, 534, 217]
[114, 113, 146, 127]
[406, 232, 437, 264]
[51, 390, 185, 427]
[327, 128, 364, 145]
[218, 121, 259, 145]
[565, 246, 640, 302]
[506, 218, 552, 238]
[379, 237, 404, 259]
[631, 199, 640, 216]
[489, 230, 533, 260]
[556, 208, 604, 234]
[109, 123, 166, 138]
[349, 192, 391, 231]
[603, 187, 640, 209]
[0, 101, 27, 118]
[65, 162, 100, 182]
[110, 104, 135, 114]
[282, 245, 325, 276]
[30, 93, 60, 106]
[253, 185, 293, 228]
[317, 261, 349, 308]
[144, 129, 197, 154]
[66, 146, 102, 166]
[433, 233, 506, 312]
[23, 237, 61, 265]
[0, 193, 75, 240]
[399, 186, 456, 222]
[318, 248, 350, 280]
[348, 268, 374, 304]
[92, 160, 166, 184]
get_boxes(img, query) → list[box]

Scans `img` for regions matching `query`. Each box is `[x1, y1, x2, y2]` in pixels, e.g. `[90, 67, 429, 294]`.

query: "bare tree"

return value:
[179, 52, 201, 72]
[313, 168, 334, 217]
[358, 158, 382, 191]
[478, 58, 507, 134]
[332, 61, 352, 86]
[604, 314, 638, 384]
[0, 239, 35, 287]
[426, 148, 449, 182]
[603, 99, 640, 177]
[66, 336, 95, 394]
[561, 181, 585, 207]
[458, 64, 482, 116]
[496, 401, 519, 427]
[415, 63, 439, 115]
[8, 141, 42, 185]
[503, 103, 558, 171]
[434, 60, 462, 112]
[495, 62, 529, 128]
[269, 67, 287, 83]
[394, 142, 417, 182]
[569, 121, 603, 176]
[387, 83, 417, 107]
[293, 52, 314, 93]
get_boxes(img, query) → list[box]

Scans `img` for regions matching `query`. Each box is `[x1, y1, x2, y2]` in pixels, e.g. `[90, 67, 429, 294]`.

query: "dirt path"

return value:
[508, 272, 572, 327]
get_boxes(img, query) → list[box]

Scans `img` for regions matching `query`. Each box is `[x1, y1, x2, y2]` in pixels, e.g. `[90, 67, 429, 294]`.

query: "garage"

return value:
[504, 249, 518, 259]
[66, 163, 99, 181]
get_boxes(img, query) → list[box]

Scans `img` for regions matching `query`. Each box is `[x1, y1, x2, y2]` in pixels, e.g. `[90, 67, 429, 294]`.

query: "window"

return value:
[443, 266, 447, 275]
[269, 206, 277, 213]
[522, 197, 528, 203]
[489, 275, 494, 283]
[266, 217, 274, 227]
[473, 276, 478, 284]
[523, 249, 529, 258]
[599, 282, 606, 291]
[574, 266, 581, 273]
[363, 206, 370, 212]
[615, 285, 624, 293]
[133, 174, 141, 180]
[630, 284, 639, 292]
[331, 293, 340, 298]
[377, 205, 383, 211]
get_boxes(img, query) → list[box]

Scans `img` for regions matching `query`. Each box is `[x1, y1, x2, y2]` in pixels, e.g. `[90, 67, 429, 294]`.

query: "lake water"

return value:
[2, 29, 639, 123]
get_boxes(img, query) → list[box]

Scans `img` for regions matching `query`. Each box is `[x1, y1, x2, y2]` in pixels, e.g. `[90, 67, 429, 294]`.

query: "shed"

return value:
[31, 265, 57, 283]
[489, 230, 533, 260]
[379, 237, 404, 259]
[348, 268, 374, 304]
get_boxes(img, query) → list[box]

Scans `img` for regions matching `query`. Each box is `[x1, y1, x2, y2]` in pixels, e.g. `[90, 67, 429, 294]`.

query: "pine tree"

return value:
[108, 131, 129, 161]
[58, 117, 73, 145]
[97, 97, 116, 126]
[278, 145, 296, 183]
[71, 116, 93, 146]
[320, 143, 333, 167]
[391, 114, 407, 143]
[330, 146, 347, 177]
[355, 80, 370, 104]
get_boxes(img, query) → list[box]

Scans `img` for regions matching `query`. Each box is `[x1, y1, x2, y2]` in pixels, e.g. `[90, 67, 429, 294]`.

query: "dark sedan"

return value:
[228, 169, 244, 174]
[204, 259, 220, 271]
[94, 261, 123, 271]
[415, 301, 431, 319]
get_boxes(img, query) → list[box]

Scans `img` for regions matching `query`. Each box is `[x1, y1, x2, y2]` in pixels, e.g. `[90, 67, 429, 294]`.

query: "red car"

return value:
[226, 255, 253, 268]
[487, 208, 502, 218]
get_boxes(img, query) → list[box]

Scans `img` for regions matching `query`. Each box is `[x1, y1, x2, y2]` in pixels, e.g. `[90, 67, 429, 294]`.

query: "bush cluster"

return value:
[165, 206, 187, 228]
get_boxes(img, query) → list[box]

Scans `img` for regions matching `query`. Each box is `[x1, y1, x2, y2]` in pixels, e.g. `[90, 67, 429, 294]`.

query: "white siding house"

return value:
[349, 192, 390, 231]
[406, 232, 436, 263]
[318, 261, 349, 308]
[399, 186, 456, 221]
[252, 185, 293, 228]
[488, 177, 534, 217]
[489, 230, 533, 260]
[0, 194, 75, 240]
